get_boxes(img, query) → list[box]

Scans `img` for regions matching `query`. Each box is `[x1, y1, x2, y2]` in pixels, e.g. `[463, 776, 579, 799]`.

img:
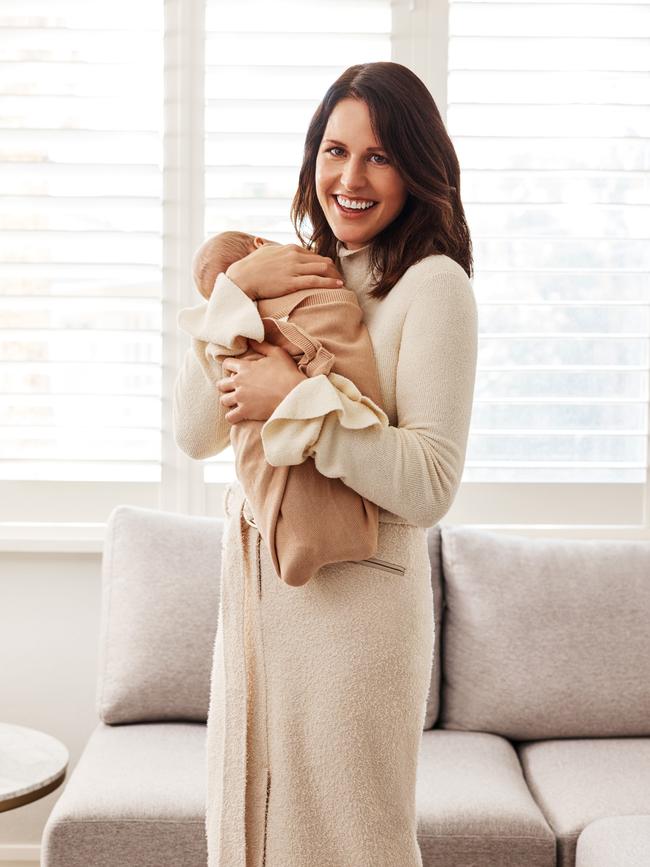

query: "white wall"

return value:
[0, 552, 102, 865]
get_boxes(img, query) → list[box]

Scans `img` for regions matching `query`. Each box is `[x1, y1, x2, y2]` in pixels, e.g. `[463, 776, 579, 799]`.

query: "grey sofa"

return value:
[41, 504, 650, 867]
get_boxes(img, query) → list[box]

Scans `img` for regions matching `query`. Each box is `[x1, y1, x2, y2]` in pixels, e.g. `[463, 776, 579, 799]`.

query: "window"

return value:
[446, 0, 650, 529]
[1, 0, 648, 541]
[0, 0, 163, 526]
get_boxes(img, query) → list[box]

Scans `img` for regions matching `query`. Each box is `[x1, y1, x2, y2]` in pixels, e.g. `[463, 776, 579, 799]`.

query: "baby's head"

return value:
[192, 231, 276, 300]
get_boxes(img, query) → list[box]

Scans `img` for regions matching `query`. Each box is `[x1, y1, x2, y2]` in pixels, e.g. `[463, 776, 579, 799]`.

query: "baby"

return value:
[182, 230, 388, 586]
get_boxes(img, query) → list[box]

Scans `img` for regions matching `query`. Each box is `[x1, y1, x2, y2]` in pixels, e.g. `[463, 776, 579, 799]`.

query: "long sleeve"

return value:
[261, 370, 389, 465]
[172, 272, 265, 460]
[260, 269, 478, 528]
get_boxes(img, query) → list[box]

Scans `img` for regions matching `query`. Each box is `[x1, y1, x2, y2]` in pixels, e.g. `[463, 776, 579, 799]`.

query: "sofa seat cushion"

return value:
[41, 722, 207, 867]
[517, 737, 650, 867]
[416, 730, 555, 867]
[576, 815, 650, 866]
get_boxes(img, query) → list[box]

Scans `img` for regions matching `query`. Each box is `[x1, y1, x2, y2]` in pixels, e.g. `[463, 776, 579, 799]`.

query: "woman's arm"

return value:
[172, 271, 265, 459]
[173, 345, 231, 460]
[260, 270, 478, 527]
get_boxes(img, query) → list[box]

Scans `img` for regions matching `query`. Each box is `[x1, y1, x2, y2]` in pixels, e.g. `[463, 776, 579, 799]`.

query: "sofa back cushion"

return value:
[97, 505, 223, 724]
[438, 526, 650, 739]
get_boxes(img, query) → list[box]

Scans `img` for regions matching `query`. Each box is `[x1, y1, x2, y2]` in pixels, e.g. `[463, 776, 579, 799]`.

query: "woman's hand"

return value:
[218, 339, 308, 424]
[225, 243, 344, 301]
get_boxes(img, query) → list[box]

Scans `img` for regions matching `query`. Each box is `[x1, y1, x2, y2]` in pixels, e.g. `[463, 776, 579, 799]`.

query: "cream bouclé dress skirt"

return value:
[205, 478, 434, 867]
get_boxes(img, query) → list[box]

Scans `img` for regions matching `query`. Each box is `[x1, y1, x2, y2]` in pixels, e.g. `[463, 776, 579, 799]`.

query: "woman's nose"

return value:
[339, 158, 366, 191]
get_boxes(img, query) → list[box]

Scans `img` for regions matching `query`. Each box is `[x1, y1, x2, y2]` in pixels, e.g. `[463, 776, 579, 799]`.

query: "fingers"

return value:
[293, 261, 343, 285]
[295, 274, 345, 289]
[221, 357, 240, 375]
[246, 243, 341, 299]
[291, 245, 328, 257]
[216, 375, 236, 393]
[248, 338, 275, 354]
[296, 254, 341, 280]
[216, 374, 240, 420]
[224, 405, 243, 425]
[303, 253, 333, 264]
[219, 388, 239, 409]
[294, 260, 331, 274]
[323, 263, 344, 280]
[291, 245, 333, 264]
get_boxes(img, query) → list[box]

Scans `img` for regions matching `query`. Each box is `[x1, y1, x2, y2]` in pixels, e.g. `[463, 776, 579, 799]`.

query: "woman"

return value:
[173, 61, 478, 867]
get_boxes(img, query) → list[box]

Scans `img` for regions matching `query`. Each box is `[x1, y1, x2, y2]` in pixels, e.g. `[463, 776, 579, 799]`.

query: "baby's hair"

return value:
[192, 230, 258, 300]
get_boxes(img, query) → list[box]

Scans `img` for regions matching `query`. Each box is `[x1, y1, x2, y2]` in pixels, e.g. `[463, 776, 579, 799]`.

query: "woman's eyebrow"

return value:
[323, 138, 385, 151]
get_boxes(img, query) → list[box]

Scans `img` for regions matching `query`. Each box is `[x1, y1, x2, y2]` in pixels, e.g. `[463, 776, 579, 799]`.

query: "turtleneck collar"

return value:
[335, 240, 374, 299]
[336, 239, 369, 259]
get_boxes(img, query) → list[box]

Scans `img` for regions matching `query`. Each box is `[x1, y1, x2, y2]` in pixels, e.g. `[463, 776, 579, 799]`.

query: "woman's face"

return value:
[315, 97, 408, 251]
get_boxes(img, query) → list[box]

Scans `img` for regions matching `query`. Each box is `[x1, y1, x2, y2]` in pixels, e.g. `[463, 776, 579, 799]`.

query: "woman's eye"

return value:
[325, 147, 389, 165]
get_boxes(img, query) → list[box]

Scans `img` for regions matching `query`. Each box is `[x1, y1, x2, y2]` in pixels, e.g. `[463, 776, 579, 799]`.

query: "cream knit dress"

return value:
[173, 241, 478, 867]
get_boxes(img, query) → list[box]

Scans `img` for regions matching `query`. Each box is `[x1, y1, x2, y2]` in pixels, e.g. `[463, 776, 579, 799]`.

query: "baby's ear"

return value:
[254, 236, 280, 248]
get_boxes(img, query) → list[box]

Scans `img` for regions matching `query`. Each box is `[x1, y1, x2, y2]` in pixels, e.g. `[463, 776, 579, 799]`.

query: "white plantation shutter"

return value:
[0, 1, 163, 523]
[201, 0, 393, 484]
[447, 0, 650, 526]
[2, 0, 648, 536]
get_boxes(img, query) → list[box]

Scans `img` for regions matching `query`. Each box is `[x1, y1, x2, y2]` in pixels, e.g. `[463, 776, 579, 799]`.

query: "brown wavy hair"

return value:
[290, 61, 473, 300]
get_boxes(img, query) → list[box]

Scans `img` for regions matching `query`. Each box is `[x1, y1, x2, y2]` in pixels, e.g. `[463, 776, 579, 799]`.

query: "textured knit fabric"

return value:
[176, 283, 389, 586]
[209, 478, 435, 867]
[173, 241, 478, 867]
[576, 816, 650, 867]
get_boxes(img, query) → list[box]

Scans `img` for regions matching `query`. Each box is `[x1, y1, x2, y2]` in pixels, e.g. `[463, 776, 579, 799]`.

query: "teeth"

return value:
[336, 195, 376, 210]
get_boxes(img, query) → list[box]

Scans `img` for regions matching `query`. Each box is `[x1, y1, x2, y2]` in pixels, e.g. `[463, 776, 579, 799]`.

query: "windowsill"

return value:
[0, 520, 649, 554]
[0, 523, 107, 554]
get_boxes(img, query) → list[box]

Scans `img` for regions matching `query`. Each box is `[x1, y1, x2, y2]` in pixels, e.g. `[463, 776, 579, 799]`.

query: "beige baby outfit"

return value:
[177, 277, 389, 586]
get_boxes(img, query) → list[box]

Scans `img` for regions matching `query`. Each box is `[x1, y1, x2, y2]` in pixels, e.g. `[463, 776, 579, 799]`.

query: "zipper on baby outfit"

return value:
[358, 556, 406, 575]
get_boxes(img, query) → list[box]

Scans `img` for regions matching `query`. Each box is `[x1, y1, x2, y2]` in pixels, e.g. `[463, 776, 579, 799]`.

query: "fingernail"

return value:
[336, 280, 343, 285]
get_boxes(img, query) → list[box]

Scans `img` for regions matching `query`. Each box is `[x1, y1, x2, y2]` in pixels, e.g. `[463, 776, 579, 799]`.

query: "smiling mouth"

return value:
[332, 195, 379, 216]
